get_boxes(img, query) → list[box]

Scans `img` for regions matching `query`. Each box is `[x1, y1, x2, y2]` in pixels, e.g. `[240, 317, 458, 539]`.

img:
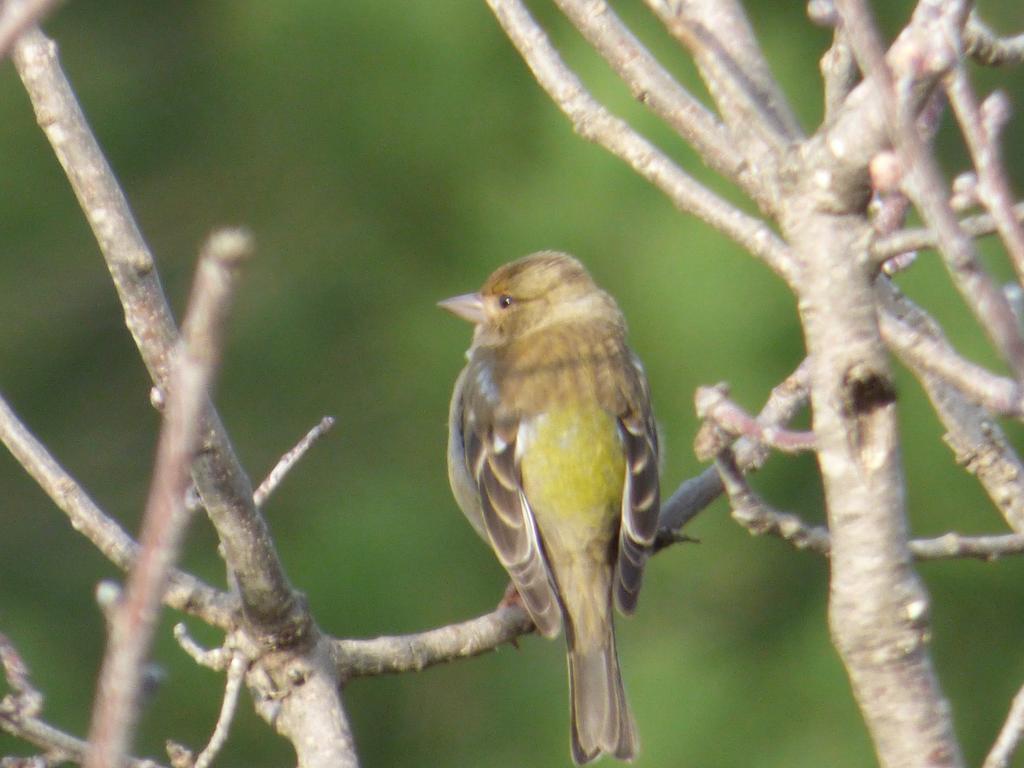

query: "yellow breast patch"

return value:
[519, 403, 625, 529]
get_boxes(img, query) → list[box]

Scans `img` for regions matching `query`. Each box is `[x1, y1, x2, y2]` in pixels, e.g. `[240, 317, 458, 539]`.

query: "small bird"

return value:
[440, 252, 660, 764]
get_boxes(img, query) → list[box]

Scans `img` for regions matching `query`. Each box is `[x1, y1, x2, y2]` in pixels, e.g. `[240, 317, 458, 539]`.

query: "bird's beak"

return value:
[438, 292, 487, 324]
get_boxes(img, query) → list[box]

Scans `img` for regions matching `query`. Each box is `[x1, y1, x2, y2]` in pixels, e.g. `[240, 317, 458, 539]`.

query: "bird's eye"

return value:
[498, 294, 514, 309]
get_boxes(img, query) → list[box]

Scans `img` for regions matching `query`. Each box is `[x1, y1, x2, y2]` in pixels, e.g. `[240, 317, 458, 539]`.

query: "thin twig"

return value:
[192, 653, 248, 768]
[717, 451, 1024, 561]
[172, 624, 233, 671]
[0, 0, 60, 61]
[657, 359, 811, 538]
[872, 202, 1024, 262]
[880, 282, 1024, 532]
[333, 604, 534, 680]
[12, 26, 303, 637]
[645, 0, 802, 150]
[837, 0, 1024, 381]
[551, 0, 760, 202]
[0, 391, 235, 629]
[820, 25, 860, 125]
[483, 0, 798, 285]
[715, 449, 831, 554]
[910, 533, 1024, 561]
[694, 383, 816, 460]
[944, 66, 1024, 283]
[253, 416, 336, 508]
[0, 633, 165, 768]
[0, 633, 42, 717]
[84, 230, 251, 768]
[964, 12, 1024, 68]
[869, 89, 946, 274]
[1, 713, 165, 768]
[878, 300, 1024, 418]
[983, 682, 1024, 768]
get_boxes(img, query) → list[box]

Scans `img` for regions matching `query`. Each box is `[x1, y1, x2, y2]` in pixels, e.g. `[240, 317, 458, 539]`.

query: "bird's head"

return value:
[439, 251, 622, 347]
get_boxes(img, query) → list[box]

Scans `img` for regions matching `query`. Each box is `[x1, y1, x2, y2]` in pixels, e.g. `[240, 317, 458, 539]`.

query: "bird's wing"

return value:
[613, 364, 660, 615]
[463, 415, 563, 638]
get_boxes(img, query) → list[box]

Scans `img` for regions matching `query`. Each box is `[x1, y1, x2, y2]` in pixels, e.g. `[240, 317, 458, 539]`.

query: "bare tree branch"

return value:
[12, 24, 365, 768]
[658, 359, 811, 538]
[879, 283, 1024, 533]
[837, 0, 1024, 382]
[0, 632, 166, 768]
[191, 652, 247, 768]
[483, 0, 799, 285]
[784, 7, 967, 765]
[819, 26, 860, 126]
[984, 681, 1024, 768]
[550, 0, 763, 204]
[85, 229, 251, 768]
[11, 27, 304, 638]
[248, 638, 358, 768]
[645, 0, 802, 156]
[910, 533, 1024, 561]
[878, 288, 1024, 419]
[172, 624, 233, 672]
[0, 0, 60, 61]
[334, 604, 534, 680]
[964, 12, 1024, 68]
[715, 448, 832, 554]
[944, 66, 1024, 282]
[872, 203, 1024, 262]
[254, 416, 335, 509]
[0, 392, 235, 630]
[719, 448, 1024, 562]
[694, 383, 816, 460]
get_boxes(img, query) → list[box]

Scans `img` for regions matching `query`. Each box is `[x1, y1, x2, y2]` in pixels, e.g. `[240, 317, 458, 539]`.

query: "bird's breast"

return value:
[518, 402, 625, 537]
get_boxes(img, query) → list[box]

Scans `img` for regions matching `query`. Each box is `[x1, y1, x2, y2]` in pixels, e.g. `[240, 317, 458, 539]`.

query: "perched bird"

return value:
[440, 252, 660, 764]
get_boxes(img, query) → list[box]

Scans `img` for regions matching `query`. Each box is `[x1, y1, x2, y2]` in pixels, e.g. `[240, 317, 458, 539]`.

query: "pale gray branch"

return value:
[911, 533, 1024, 561]
[964, 13, 1024, 67]
[484, 0, 798, 285]
[192, 653, 247, 768]
[658, 358, 811, 539]
[715, 448, 831, 554]
[872, 203, 1024, 262]
[983, 682, 1024, 768]
[0, 391, 235, 629]
[820, 26, 860, 125]
[333, 604, 534, 679]
[249, 637, 358, 768]
[254, 416, 335, 509]
[0, 632, 165, 768]
[0, 0, 60, 61]
[944, 65, 1024, 283]
[12, 27, 304, 638]
[718, 451, 1024, 562]
[795, 6, 965, 763]
[551, 0, 764, 204]
[645, 0, 802, 155]
[85, 230, 251, 768]
[879, 283, 1024, 533]
[878, 292, 1024, 419]
[694, 383, 816, 461]
[837, 0, 1024, 381]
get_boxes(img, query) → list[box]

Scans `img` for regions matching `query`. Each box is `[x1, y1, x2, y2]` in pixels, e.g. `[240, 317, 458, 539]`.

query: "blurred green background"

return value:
[2, 1, 1024, 765]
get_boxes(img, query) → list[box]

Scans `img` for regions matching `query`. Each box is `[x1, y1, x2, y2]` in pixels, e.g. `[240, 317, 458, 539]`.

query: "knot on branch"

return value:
[842, 364, 897, 417]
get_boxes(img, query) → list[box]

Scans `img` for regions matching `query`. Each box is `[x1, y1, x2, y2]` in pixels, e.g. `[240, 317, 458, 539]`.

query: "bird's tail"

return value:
[567, 622, 637, 764]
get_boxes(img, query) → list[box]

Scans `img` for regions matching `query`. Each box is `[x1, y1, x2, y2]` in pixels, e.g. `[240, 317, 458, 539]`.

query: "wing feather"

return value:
[464, 416, 562, 637]
[614, 369, 660, 615]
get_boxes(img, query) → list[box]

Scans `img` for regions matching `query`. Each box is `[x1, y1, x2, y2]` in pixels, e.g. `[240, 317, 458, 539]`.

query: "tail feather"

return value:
[568, 629, 637, 764]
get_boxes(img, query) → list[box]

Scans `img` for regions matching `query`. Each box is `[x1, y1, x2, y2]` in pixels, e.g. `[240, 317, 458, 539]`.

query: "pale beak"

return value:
[438, 292, 487, 324]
